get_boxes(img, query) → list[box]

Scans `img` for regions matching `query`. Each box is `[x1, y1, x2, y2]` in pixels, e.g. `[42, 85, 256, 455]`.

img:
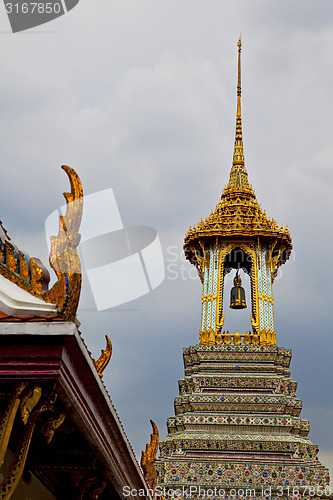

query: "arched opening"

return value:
[222, 247, 253, 334]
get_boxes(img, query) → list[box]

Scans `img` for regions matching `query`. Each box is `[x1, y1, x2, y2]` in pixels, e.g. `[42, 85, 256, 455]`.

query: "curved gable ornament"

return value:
[141, 420, 159, 493]
[43, 165, 83, 321]
[0, 165, 83, 322]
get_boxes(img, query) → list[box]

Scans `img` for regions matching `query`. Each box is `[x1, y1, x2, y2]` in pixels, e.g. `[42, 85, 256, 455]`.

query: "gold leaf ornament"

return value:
[44, 166, 83, 321]
[141, 420, 159, 493]
[93, 335, 112, 378]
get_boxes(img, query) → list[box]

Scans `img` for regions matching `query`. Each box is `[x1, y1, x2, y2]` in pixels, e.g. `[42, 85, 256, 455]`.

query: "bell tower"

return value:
[184, 38, 292, 347]
[155, 39, 330, 496]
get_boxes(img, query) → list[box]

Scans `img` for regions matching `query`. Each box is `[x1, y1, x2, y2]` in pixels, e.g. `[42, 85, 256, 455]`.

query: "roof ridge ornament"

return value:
[93, 335, 112, 378]
[44, 166, 83, 321]
[0, 166, 83, 322]
[141, 419, 159, 493]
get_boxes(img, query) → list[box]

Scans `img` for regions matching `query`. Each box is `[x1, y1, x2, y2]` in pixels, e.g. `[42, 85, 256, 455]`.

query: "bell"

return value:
[230, 270, 246, 309]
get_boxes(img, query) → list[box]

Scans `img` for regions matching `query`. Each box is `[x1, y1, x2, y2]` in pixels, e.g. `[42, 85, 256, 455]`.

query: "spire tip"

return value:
[232, 35, 245, 172]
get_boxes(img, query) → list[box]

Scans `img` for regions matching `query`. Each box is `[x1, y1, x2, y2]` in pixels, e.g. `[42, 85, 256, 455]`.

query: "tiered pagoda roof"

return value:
[184, 39, 292, 268]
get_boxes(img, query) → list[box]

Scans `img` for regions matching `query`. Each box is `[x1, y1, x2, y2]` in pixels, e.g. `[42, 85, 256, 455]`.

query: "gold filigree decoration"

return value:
[198, 235, 279, 346]
[0, 166, 83, 321]
[185, 41, 291, 348]
[0, 383, 27, 467]
[78, 472, 107, 500]
[0, 237, 50, 300]
[20, 386, 42, 425]
[199, 242, 255, 345]
[270, 243, 286, 282]
[217, 313, 224, 328]
[212, 330, 260, 346]
[0, 404, 39, 499]
[184, 187, 292, 265]
[0, 385, 64, 500]
[141, 419, 159, 493]
[184, 42, 292, 292]
[44, 165, 83, 321]
[93, 335, 112, 378]
[41, 411, 66, 444]
[233, 330, 241, 345]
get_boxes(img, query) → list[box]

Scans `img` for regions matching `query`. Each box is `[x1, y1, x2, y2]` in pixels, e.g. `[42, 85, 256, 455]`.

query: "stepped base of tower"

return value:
[155, 344, 330, 498]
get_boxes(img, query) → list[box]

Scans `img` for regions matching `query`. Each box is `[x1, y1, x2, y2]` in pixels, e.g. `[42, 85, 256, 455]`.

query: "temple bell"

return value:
[230, 270, 246, 309]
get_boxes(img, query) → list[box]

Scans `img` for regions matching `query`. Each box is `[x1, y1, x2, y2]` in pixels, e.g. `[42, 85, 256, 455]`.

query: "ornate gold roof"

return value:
[0, 166, 83, 322]
[184, 39, 292, 262]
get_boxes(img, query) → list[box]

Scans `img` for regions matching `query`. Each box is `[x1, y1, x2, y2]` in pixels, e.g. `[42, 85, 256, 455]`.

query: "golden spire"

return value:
[232, 36, 245, 170]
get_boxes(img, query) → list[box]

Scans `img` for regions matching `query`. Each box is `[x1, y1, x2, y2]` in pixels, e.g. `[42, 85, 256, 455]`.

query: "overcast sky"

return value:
[0, 0, 332, 482]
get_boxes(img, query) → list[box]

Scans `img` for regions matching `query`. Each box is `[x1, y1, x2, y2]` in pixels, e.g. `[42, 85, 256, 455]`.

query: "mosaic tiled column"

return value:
[200, 245, 221, 345]
[257, 244, 275, 336]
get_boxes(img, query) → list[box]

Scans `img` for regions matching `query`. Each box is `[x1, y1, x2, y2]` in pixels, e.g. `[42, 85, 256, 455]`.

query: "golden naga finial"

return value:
[44, 166, 83, 321]
[233, 36, 245, 171]
[93, 335, 112, 378]
[141, 420, 159, 493]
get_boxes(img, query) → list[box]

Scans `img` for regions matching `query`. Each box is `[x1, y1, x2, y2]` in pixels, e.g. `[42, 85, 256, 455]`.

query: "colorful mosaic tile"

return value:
[156, 345, 330, 494]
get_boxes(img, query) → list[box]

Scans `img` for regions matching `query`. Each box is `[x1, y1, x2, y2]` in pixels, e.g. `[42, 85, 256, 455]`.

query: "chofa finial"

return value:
[93, 335, 112, 378]
[141, 420, 159, 493]
[44, 166, 83, 321]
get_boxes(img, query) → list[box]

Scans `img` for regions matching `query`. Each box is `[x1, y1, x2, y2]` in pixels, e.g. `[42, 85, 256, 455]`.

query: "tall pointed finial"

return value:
[237, 36, 242, 114]
[232, 36, 245, 170]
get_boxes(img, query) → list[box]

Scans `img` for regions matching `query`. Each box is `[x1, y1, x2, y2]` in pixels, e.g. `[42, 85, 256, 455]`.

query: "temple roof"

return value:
[0, 168, 151, 498]
[184, 39, 292, 262]
[0, 273, 58, 318]
[0, 166, 83, 322]
[0, 321, 150, 498]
